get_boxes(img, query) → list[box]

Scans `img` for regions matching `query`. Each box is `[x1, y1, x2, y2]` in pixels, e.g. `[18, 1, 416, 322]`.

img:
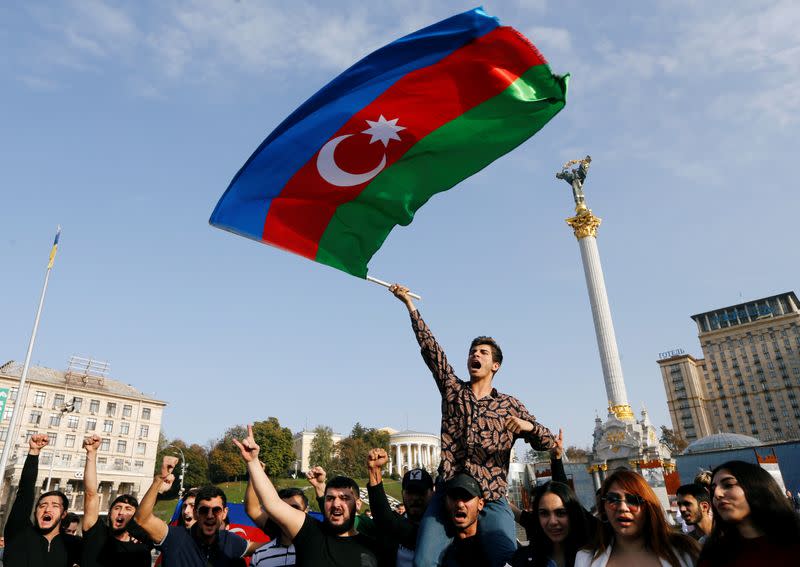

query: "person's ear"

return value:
[492, 362, 500, 373]
[477, 498, 485, 513]
[355, 498, 362, 512]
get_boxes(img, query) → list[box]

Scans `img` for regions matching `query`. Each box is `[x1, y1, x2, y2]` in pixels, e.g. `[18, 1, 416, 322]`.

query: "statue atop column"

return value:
[556, 155, 592, 212]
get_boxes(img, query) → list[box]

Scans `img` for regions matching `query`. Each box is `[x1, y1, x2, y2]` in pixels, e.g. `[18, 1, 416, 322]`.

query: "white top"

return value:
[251, 538, 296, 566]
[574, 543, 694, 567]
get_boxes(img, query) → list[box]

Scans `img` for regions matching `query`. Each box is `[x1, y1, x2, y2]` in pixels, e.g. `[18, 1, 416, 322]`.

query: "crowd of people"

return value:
[3, 285, 800, 566]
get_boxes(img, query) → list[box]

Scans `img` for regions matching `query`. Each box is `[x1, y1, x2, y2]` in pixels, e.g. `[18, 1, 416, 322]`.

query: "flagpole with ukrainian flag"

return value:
[0, 227, 61, 492]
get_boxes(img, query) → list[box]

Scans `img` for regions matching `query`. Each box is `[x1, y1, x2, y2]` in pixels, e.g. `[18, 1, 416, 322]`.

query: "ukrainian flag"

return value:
[47, 226, 61, 269]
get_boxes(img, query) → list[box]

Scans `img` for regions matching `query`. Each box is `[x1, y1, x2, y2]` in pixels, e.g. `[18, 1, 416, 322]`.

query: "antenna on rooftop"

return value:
[66, 355, 110, 386]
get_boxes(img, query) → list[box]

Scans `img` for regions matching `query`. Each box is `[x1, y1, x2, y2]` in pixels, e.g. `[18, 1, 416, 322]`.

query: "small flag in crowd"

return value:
[210, 7, 568, 278]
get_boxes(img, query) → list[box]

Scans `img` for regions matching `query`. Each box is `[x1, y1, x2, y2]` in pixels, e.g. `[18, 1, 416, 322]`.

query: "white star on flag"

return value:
[362, 115, 405, 147]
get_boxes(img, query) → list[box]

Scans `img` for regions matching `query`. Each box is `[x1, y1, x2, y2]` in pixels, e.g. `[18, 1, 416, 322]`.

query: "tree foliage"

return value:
[659, 426, 688, 454]
[329, 423, 389, 478]
[208, 425, 248, 483]
[252, 417, 296, 478]
[308, 426, 334, 473]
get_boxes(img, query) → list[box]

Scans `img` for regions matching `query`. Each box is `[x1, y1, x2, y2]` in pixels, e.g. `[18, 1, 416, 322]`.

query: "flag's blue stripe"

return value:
[209, 7, 499, 241]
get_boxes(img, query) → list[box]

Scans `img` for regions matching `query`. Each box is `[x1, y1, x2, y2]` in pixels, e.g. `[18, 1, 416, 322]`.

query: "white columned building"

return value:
[386, 430, 440, 475]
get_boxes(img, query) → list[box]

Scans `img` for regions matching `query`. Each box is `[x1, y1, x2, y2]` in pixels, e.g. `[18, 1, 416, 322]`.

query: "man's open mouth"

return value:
[453, 510, 467, 520]
[470, 361, 481, 369]
[42, 514, 52, 523]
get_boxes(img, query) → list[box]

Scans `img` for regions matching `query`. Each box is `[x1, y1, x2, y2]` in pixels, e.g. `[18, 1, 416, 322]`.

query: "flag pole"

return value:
[0, 227, 61, 492]
[366, 276, 422, 300]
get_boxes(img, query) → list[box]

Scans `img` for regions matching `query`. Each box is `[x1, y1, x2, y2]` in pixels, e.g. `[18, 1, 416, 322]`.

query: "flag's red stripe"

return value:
[261, 27, 545, 259]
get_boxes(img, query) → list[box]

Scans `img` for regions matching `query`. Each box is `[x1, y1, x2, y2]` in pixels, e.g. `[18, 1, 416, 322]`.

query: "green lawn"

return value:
[153, 478, 404, 521]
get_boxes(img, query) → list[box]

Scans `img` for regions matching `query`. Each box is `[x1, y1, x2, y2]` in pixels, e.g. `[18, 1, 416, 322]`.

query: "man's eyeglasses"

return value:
[603, 492, 645, 510]
[197, 505, 224, 517]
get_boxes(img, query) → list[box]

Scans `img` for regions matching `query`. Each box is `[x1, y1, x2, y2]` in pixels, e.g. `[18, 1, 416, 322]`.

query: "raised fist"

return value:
[306, 466, 327, 490]
[29, 434, 49, 454]
[161, 455, 179, 479]
[367, 448, 388, 471]
[83, 435, 101, 453]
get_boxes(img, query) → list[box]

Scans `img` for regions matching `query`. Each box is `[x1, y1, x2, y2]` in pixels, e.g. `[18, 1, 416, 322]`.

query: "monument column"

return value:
[558, 156, 633, 421]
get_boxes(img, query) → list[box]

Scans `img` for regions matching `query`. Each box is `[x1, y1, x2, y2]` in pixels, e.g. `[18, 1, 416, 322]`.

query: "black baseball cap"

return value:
[402, 468, 433, 492]
[445, 473, 482, 499]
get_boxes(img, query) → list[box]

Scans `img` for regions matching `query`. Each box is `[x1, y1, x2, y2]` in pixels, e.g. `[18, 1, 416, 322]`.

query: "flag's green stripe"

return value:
[315, 65, 568, 277]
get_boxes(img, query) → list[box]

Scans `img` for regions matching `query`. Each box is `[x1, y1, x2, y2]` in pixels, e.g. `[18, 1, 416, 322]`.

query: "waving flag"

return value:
[210, 8, 567, 278]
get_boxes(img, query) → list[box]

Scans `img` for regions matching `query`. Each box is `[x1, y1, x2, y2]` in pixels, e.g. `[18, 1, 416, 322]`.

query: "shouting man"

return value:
[389, 284, 555, 567]
[235, 425, 383, 567]
[134, 456, 261, 567]
[81, 434, 152, 567]
[2, 434, 82, 567]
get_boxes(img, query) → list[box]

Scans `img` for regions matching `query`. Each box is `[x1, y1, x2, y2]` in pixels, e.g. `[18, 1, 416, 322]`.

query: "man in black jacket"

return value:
[3, 434, 82, 567]
[366, 448, 433, 566]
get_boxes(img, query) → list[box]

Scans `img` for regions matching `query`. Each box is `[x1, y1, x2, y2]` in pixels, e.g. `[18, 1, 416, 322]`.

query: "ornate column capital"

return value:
[566, 209, 602, 239]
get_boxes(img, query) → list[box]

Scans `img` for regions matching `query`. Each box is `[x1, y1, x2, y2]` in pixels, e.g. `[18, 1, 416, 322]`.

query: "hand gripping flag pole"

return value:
[0, 227, 61, 492]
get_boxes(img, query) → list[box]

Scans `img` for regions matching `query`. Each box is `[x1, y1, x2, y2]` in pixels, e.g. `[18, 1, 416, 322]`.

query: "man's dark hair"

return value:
[37, 490, 69, 511]
[109, 494, 139, 510]
[61, 512, 79, 531]
[278, 487, 309, 509]
[325, 476, 360, 497]
[195, 486, 227, 507]
[470, 336, 503, 366]
[676, 483, 710, 504]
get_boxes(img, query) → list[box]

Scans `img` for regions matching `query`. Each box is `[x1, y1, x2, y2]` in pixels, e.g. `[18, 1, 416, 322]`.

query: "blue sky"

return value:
[2, 1, 798, 452]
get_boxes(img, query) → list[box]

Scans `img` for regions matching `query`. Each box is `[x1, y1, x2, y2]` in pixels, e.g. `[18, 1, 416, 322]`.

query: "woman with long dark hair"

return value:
[511, 481, 593, 567]
[575, 469, 698, 567]
[698, 460, 800, 566]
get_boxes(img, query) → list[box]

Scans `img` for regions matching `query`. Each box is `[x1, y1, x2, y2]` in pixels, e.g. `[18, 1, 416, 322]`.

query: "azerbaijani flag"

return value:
[210, 8, 567, 278]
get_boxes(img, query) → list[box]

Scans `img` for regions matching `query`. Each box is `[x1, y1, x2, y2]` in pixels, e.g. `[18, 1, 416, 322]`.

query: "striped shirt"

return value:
[251, 539, 296, 567]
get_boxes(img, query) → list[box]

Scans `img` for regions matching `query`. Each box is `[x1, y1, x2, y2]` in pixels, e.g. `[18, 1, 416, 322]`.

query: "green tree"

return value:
[330, 423, 390, 478]
[252, 417, 296, 478]
[659, 426, 688, 454]
[208, 425, 248, 482]
[308, 426, 334, 473]
[155, 437, 211, 496]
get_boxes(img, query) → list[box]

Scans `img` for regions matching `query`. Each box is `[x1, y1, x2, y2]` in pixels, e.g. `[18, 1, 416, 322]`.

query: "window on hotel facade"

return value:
[138, 425, 149, 439]
[86, 418, 97, 431]
[123, 405, 132, 418]
[106, 403, 116, 417]
[100, 438, 110, 451]
[29, 411, 42, 425]
[49, 413, 61, 427]
[53, 394, 65, 409]
[67, 416, 79, 429]
[117, 440, 127, 453]
[120, 422, 130, 435]
[137, 442, 146, 455]
[103, 420, 113, 433]
[65, 434, 75, 448]
[89, 400, 100, 414]
[141, 408, 151, 420]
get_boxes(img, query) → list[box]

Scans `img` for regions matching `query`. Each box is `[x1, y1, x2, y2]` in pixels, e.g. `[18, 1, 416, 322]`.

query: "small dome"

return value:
[682, 432, 763, 455]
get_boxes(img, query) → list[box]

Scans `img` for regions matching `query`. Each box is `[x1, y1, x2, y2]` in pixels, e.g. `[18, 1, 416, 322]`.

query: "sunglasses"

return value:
[603, 491, 645, 510]
[197, 505, 224, 517]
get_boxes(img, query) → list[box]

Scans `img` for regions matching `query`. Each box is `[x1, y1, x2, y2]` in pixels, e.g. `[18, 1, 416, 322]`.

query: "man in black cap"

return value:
[366, 448, 434, 566]
[441, 474, 488, 567]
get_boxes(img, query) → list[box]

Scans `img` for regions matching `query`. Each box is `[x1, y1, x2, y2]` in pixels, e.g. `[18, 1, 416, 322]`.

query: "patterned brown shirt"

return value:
[411, 310, 555, 501]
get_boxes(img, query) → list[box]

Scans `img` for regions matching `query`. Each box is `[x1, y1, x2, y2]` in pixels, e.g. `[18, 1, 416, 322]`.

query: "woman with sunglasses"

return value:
[698, 460, 800, 566]
[575, 469, 698, 567]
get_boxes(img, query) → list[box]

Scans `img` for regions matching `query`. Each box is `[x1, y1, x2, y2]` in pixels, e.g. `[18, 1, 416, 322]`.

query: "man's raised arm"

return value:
[5, 434, 49, 540]
[244, 461, 268, 530]
[81, 434, 102, 532]
[389, 283, 457, 395]
[234, 425, 305, 540]
[133, 456, 177, 544]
